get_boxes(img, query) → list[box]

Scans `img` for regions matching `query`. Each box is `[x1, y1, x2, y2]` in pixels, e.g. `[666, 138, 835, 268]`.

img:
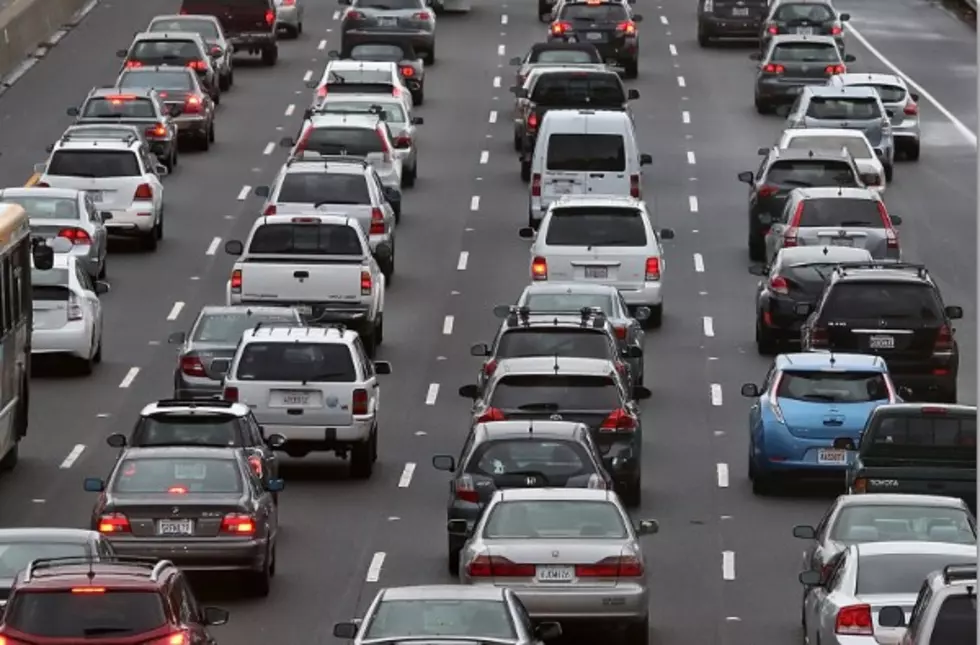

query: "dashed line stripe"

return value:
[702, 316, 714, 337]
[303, 70, 313, 82]
[686, 151, 696, 165]
[677, 76, 686, 88]
[59, 444, 85, 469]
[688, 196, 699, 212]
[716, 463, 729, 488]
[206, 237, 221, 256]
[119, 367, 140, 389]
[262, 142, 275, 155]
[285, 104, 296, 116]
[237, 186, 251, 201]
[470, 196, 481, 211]
[710, 384, 723, 406]
[442, 315, 454, 335]
[166, 301, 185, 321]
[398, 463, 416, 488]
[366, 552, 386, 582]
[693, 253, 705, 272]
[497, 44, 506, 55]
[722, 551, 736, 580]
[660, 15, 668, 24]
[479, 150, 489, 164]
[668, 44, 677, 56]
[682, 110, 691, 124]
[425, 383, 440, 405]
[457, 251, 469, 270]
[489, 110, 498, 123]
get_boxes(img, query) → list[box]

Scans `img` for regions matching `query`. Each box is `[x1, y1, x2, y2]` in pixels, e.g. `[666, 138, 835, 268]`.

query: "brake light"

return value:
[413, 10, 432, 19]
[134, 183, 153, 200]
[630, 174, 640, 198]
[180, 356, 206, 377]
[220, 513, 256, 535]
[167, 486, 188, 494]
[230, 269, 242, 293]
[769, 275, 789, 295]
[360, 270, 372, 296]
[835, 605, 873, 636]
[531, 256, 547, 280]
[294, 125, 313, 152]
[921, 406, 949, 414]
[400, 66, 415, 77]
[124, 60, 142, 69]
[758, 184, 778, 198]
[613, 325, 627, 340]
[767, 24, 778, 34]
[483, 359, 498, 376]
[477, 407, 506, 423]
[376, 129, 392, 160]
[877, 202, 898, 248]
[763, 63, 785, 74]
[551, 21, 572, 35]
[369, 207, 385, 235]
[71, 587, 107, 594]
[904, 102, 918, 115]
[527, 112, 538, 130]
[352, 388, 369, 415]
[455, 474, 479, 503]
[576, 555, 644, 577]
[616, 20, 636, 34]
[644, 257, 660, 281]
[600, 408, 637, 432]
[824, 64, 845, 75]
[852, 477, 867, 492]
[146, 123, 167, 138]
[258, 204, 276, 217]
[531, 173, 541, 197]
[783, 201, 804, 247]
[146, 632, 189, 645]
[265, 8, 275, 24]
[184, 94, 203, 114]
[0, 637, 28, 645]
[394, 134, 412, 148]
[68, 294, 83, 321]
[283, 0, 295, 4]
[809, 326, 828, 348]
[188, 60, 207, 71]
[467, 555, 535, 577]
[831, 25, 842, 35]
[316, 85, 328, 98]
[346, 10, 364, 19]
[97, 513, 131, 534]
[934, 325, 953, 352]
[248, 456, 263, 478]
[223, 387, 239, 402]
[58, 227, 92, 245]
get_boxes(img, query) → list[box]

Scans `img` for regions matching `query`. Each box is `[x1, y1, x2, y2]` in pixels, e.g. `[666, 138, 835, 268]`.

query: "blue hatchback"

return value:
[741, 353, 899, 495]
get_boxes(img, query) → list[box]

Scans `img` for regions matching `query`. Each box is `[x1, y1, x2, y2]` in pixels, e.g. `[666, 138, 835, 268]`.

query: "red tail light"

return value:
[263, 204, 277, 216]
[247, 456, 263, 478]
[360, 270, 372, 296]
[835, 604, 872, 636]
[180, 356, 206, 377]
[483, 359, 498, 377]
[613, 325, 627, 340]
[220, 513, 256, 535]
[455, 474, 479, 503]
[71, 587, 106, 594]
[904, 102, 918, 115]
[265, 9, 275, 24]
[188, 60, 207, 71]
[644, 257, 660, 281]
[346, 10, 364, 19]
[352, 388, 369, 415]
[146, 632, 189, 645]
[824, 64, 845, 75]
[763, 63, 785, 74]
[98, 513, 131, 534]
[376, 128, 393, 158]
[935, 324, 953, 352]
[877, 202, 898, 248]
[369, 207, 385, 235]
[394, 134, 412, 148]
[230, 269, 242, 293]
[124, 60, 142, 69]
[630, 174, 640, 198]
[467, 555, 535, 577]
[769, 275, 789, 295]
[600, 409, 637, 432]
[831, 25, 842, 35]
[168, 486, 188, 495]
[413, 11, 432, 19]
[550, 21, 571, 34]
[615, 20, 636, 34]
[58, 227, 92, 245]
[531, 256, 547, 281]
[810, 326, 829, 348]
[767, 24, 778, 34]
[316, 85, 328, 98]
[35, 182, 50, 187]
[527, 112, 538, 130]
[400, 66, 415, 78]
[531, 173, 541, 197]
[576, 556, 644, 577]
[223, 387, 239, 402]
[783, 201, 804, 247]
[134, 183, 153, 200]
[184, 94, 203, 114]
[921, 406, 948, 415]
[145, 123, 167, 138]
[294, 126, 312, 152]
[758, 184, 778, 197]
[282, 0, 295, 5]
[477, 407, 506, 423]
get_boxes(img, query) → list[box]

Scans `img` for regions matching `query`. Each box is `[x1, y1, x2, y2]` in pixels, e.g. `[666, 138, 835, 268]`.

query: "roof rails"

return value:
[251, 320, 308, 333]
[286, 150, 371, 165]
[24, 556, 174, 583]
[833, 261, 929, 279]
[942, 564, 977, 585]
[153, 399, 236, 409]
[315, 105, 387, 120]
[60, 131, 139, 145]
[492, 305, 606, 328]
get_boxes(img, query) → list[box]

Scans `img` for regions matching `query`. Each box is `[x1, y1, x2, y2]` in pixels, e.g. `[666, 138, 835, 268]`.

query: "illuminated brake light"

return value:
[769, 275, 789, 295]
[369, 208, 385, 235]
[316, 85, 328, 98]
[145, 123, 167, 138]
[265, 9, 275, 25]
[613, 325, 627, 340]
[134, 183, 153, 200]
[831, 25, 842, 35]
[763, 64, 785, 74]
[248, 456, 263, 478]
[550, 21, 571, 35]
[230, 269, 242, 293]
[616, 20, 636, 35]
[184, 94, 203, 114]
[400, 66, 415, 77]
[527, 112, 538, 130]
[220, 513, 256, 535]
[188, 60, 208, 71]
[352, 388, 369, 415]
[263, 204, 277, 216]
[168, 486, 188, 494]
[767, 24, 777, 34]
[147, 633, 189, 645]
[97, 513, 131, 534]
[824, 64, 845, 75]
[413, 11, 432, 19]
[58, 227, 92, 245]
[531, 256, 547, 281]
[644, 257, 660, 281]
[483, 359, 498, 376]
[758, 184, 778, 197]
[124, 60, 142, 69]
[71, 587, 106, 594]
[360, 270, 372, 296]
[600, 408, 637, 432]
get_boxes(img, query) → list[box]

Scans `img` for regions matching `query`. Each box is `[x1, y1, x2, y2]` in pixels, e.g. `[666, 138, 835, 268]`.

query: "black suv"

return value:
[738, 146, 871, 262]
[547, 0, 643, 78]
[800, 263, 964, 402]
[697, 0, 769, 47]
[179, 0, 279, 65]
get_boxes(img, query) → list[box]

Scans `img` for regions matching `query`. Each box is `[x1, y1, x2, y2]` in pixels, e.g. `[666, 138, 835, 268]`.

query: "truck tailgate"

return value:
[238, 257, 365, 304]
[856, 464, 976, 507]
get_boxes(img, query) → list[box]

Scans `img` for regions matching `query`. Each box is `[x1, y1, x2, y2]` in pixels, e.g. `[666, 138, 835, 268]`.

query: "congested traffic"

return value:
[0, 0, 972, 643]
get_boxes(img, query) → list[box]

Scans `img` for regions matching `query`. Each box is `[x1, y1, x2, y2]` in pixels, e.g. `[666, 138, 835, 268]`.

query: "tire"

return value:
[425, 47, 435, 65]
[403, 163, 416, 187]
[164, 149, 176, 172]
[620, 481, 641, 508]
[199, 131, 210, 152]
[622, 59, 638, 80]
[644, 304, 662, 329]
[262, 46, 279, 66]
[884, 163, 894, 182]
[212, 88, 221, 106]
[97, 258, 107, 280]
[0, 443, 18, 472]
[362, 327, 378, 358]
[513, 133, 522, 151]
[625, 617, 649, 645]
[93, 338, 102, 364]
[247, 546, 273, 597]
[447, 536, 462, 575]
[142, 229, 158, 251]
[520, 160, 531, 182]
[219, 72, 231, 92]
[756, 319, 778, 355]
[749, 455, 773, 495]
[748, 235, 765, 262]
[350, 431, 375, 479]
[905, 140, 920, 161]
[412, 90, 424, 106]
[375, 314, 384, 346]
[698, 27, 711, 47]
[208, 120, 216, 143]
[227, 69, 235, 88]
[754, 98, 773, 115]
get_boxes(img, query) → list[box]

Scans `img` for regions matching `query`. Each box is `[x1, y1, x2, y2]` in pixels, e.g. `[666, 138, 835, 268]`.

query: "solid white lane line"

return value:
[302, 70, 313, 82]
[366, 552, 386, 582]
[479, 150, 489, 164]
[119, 367, 140, 389]
[717, 463, 729, 488]
[682, 110, 690, 124]
[501, 13, 508, 24]
[669, 43, 677, 56]
[660, 15, 668, 24]
[457, 251, 469, 270]
[497, 44, 506, 55]
[688, 196, 699, 212]
[686, 151, 696, 165]
[693, 253, 705, 272]
[470, 196, 480, 211]
[443, 315, 454, 335]
[285, 104, 295, 116]
[262, 142, 275, 155]
[166, 302, 185, 321]
[489, 110, 498, 123]
[493, 76, 501, 88]
[710, 384, 723, 406]
[398, 463, 416, 488]
[703, 316, 714, 337]
[60, 444, 86, 469]
[206, 237, 221, 255]
[425, 383, 440, 405]
[677, 75, 686, 87]
[722, 551, 736, 580]
[237, 185, 250, 201]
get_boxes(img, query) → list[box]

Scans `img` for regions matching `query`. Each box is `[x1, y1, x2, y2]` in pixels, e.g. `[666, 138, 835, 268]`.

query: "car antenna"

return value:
[87, 557, 95, 583]
[829, 353, 836, 367]
[822, 246, 829, 256]
[553, 352, 560, 375]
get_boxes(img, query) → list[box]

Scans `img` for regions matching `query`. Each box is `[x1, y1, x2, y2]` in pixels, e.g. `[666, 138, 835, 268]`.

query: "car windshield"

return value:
[303, 127, 383, 156]
[81, 97, 157, 119]
[806, 97, 882, 120]
[546, 134, 626, 172]
[490, 375, 621, 410]
[523, 292, 614, 315]
[112, 457, 242, 494]
[117, 70, 194, 91]
[2, 196, 79, 221]
[135, 415, 241, 448]
[247, 223, 364, 255]
[365, 600, 516, 640]
[831, 504, 976, 542]
[469, 440, 593, 478]
[932, 596, 977, 645]
[130, 40, 200, 61]
[350, 44, 409, 61]
[534, 49, 598, 64]
[496, 329, 612, 360]
[850, 83, 906, 104]
[766, 160, 858, 187]
[786, 135, 873, 159]
[47, 151, 141, 178]
[321, 101, 406, 123]
[560, 3, 629, 20]
[192, 311, 299, 343]
[822, 283, 942, 320]
[776, 370, 890, 403]
[545, 207, 647, 246]
[773, 2, 834, 21]
[798, 198, 883, 227]
[0, 542, 89, 578]
[276, 173, 371, 205]
[234, 342, 357, 382]
[770, 43, 840, 63]
[484, 500, 627, 538]
[857, 553, 975, 595]
[149, 18, 220, 39]
[4, 591, 167, 638]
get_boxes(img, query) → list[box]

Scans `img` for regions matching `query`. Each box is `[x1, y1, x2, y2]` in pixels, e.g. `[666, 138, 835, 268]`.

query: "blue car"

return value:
[741, 352, 900, 495]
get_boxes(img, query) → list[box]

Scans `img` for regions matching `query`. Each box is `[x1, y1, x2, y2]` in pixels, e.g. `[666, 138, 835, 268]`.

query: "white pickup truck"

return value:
[224, 214, 386, 355]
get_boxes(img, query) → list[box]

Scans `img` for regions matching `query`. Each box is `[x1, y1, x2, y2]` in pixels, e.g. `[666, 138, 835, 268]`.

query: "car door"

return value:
[765, 196, 793, 263]
[244, 413, 277, 479]
[83, 193, 107, 264]
[804, 551, 844, 642]
[74, 264, 100, 327]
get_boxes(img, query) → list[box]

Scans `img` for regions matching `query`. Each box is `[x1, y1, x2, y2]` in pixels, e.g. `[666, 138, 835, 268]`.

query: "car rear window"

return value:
[831, 504, 975, 542]
[798, 198, 882, 227]
[497, 329, 612, 360]
[776, 370, 890, 403]
[0, 542, 89, 578]
[545, 206, 646, 246]
[483, 500, 626, 539]
[559, 3, 629, 20]
[871, 414, 977, 449]
[247, 223, 364, 255]
[822, 282, 943, 320]
[349, 44, 409, 61]
[546, 134, 626, 172]
[131, 39, 200, 60]
[490, 374, 622, 410]
[356, 0, 422, 8]
[531, 74, 625, 106]
[779, 261, 850, 287]
[468, 439, 592, 478]
[320, 101, 406, 123]
[135, 414, 241, 447]
[806, 97, 882, 120]
[534, 49, 599, 64]
[149, 18, 220, 39]
[771, 43, 840, 63]
[192, 311, 300, 342]
[766, 160, 858, 187]
[117, 70, 195, 91]
[786, 135, 873, 159]
[112, 457, 243, 494]
[4, 591, 167, 638]
[304, 126, 383, 156]
[932, 596, 977, 645]
[277, 172, 371, 205]
[850, 83, 906, 104]
[366, 600, 515, 641]
[31, 269, 70, 289]
[327, 69, 391, 84]
[235, 341, 357, 382]
[772, 2, 834, 21]
[2, 196, 79, 221]
[857, 554, 975, 595]
[47, 151, 142, 178]
[523, 293, 614, 314]
[81, 97, 157, 119]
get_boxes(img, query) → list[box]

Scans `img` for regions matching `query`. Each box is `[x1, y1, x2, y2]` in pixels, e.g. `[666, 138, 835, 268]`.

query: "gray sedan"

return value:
[456, 488, 658, 645]
[0, 187, 108, 280]
[339, 0, 436, 64]
[146, 14, 235, 90]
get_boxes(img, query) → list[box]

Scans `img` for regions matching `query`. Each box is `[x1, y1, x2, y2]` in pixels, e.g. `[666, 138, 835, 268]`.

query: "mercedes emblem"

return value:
[549, 413, 563, 421]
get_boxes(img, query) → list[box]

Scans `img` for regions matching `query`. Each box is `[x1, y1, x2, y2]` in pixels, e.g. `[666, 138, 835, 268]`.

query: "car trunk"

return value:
[778, 399, 882, 440]
[805, 117, 884, 148]
[180, 0, 272, 34]
[780, 60, 835, 82]
[713, 0, 767, 20]
[542, 132, 629, 203]
[484, 540, 625, 587]
[112, 495, 244, 538]
[799, 228, 875, 254]
[183, 345, 237, 381]
[29, 222, 86, 246]
[31, 285, 72, 331]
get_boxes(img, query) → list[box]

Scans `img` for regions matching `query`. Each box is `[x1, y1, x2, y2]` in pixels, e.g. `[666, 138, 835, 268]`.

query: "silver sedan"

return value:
[0, 187, 109, 280]
[457, 488, 658, 644]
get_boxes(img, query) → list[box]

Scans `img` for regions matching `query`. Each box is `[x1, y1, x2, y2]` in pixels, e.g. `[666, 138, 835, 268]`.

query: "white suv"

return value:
[215, 325, 392, 479]
[518, 195, 674, 328]
[309, 60, 412, 109]
[34, 131, 167, 250]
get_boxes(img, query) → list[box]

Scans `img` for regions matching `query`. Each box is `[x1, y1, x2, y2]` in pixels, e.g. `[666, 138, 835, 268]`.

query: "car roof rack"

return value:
[60, 131, 139, 145]
[24, 556, 174, 583]
[833, 262, 929, 279]
[943, 564, 977, 585]
[315, 105, 387, 120]
[286, 150, 371, 165]
[493, 305, 606, 328]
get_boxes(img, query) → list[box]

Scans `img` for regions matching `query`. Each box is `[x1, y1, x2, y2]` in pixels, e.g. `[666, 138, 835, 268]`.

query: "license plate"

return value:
[732, 7, 749, 16]
[536, 565, 574, 581]
[869, 335, 895, 350]
[830, 238, 853, 246]
[551, 184, 572, 195]
[378, 17, 397, 26]
[795, 27, 813, 35]
[157, 519, 193, 536]
[584, 266, 608, 279]
[585, 31, 604, 41]
[282, 392, 311, 406]
[817, 449, 848, 465]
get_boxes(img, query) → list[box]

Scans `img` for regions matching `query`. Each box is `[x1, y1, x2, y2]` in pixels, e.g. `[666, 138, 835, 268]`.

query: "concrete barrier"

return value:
[0, 0, 93, 85]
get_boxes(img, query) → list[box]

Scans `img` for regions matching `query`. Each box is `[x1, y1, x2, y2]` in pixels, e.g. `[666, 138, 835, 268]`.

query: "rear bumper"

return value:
[263, 415, 374, 445]
[618, 282, 663, 307]
[108, 537, 267, 571]
[31, 323, 93, 358]
[174, 373, 223, 399]
[468, 582, 648, 621]
[698, 14, 761, 37]
[174, 115, 209, 136]
[103, 204, 157, 234]
[342, 28, 435, 52]
[755, 79, 825, 103]
[227, 32, 277, 49]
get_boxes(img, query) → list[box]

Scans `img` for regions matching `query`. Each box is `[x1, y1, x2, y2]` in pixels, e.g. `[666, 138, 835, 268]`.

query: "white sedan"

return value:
[777, 128, 887, 193]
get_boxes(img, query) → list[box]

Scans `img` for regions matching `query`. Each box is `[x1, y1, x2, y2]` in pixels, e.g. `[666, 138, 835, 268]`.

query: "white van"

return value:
[528, 109, 651, 228]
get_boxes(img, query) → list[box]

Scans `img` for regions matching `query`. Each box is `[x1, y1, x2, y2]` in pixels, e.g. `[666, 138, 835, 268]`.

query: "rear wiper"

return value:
[67, 173, 97, 178]
[588, 239, 633, 247]
[515, 402, 561, 411]
[800, 393, 838, 402]
[314, 200, 362, 207]
[782, 179, 812, 187]
[83, 627, 131, 637]
[837, 220, 873, 227]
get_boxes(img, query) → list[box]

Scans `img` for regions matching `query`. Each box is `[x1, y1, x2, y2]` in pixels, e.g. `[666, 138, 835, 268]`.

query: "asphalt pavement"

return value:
[0, 0, 974, 642]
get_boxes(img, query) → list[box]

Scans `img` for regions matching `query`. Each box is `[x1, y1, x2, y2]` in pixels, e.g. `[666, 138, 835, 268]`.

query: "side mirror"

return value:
[333, 622, 358, 639]
[210, 45, 224, 57]
[224, 240, 244, 255]
[83, 477, 105, 492]
[169, 104, 182, 117]
[280, 136, 296, 147]
[832, 437, 857, 450]
[860, 172, 880, 185]
[518, 226, 535, 240]
[167, 331, 186, 344]
[210, 358, 231, 378]
[115, 49, 128, 58]
[447, 519, 470, 535]
[740, 383, 760, 397]
[636, 519, 659, 535]
[106, 433, 127, 448]
[737, 171, 754, 184]
[492, 305, 513, 319]
[265, 478, 285, 493]
[633, 306, 651, 321]
[659, 227, 674, 239]
[757, 147, 769, 156]
[844, 54, 856, 63]
[432, 455, 456, 471]
[100, 211, 113, 220]
[154, 163, 169, 177]
[945, 305, 963, 320]
[458, 384, 479, 400]
[794, 303, 812, 316]
[534, 622, 562, 641]
[799, 570, 823, 586]
[31, 244, 54, 270]
[509, 56, 522, 66]
[94, 280, 110, 295]
[266, 433, 287, 448]
[748, 264, 767, 276]
[44, 143, 54, 153]
[627, 89, 640, 100]
[878, 606, 906, 628]
[890, 215, 902, 225]
[373, 361, 392, 375]
[512, 87, 528, 99]
[632, 386, 652, 401]
[774, 105, 791, 117]
[792, 525, 816, 540]
[66, 107, 80, 117]
[411, 116, 424, 125]
[33, 162, 47, 175]
[470, 343, 490, 357]
[202, 607, 230, 627]
[885, 109, 895, 119]
[839, 12, 850, 20]
[624, 346, 643, 359]
[639, 153, 652, 166]
[748, 52, 761, 61]
[632, 14, 643, 21]
[909, 92, 920, 102]
[254, 185, 270, 198]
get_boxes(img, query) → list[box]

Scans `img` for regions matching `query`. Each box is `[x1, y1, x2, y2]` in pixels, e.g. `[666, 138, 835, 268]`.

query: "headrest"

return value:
[929, 526, 961, 542]
[844, 525, 879, 541]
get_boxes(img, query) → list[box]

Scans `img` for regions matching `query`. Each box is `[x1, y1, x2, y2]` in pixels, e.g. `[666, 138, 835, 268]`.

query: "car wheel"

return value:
[77, 352, 95, 376]
[219, 72, 231, 91]
[756, 319, 777, 355]
[425, 47, 435, 65]
[754, 98, 772, 115]
[403, 163, 417, 187]
[248, 547, 273, 597]
[644, 304, 662, 329]
[97, 258, 107, 280]
[93, 337, 103, 364]
[0, 444, 18, 472]
[748, 235, 765, 262]
[447, 536, 462, 575]
[412, 89, 424, 105]
[375, 314, 384, 346]
[262, 46, 279, 66]
[751, 459, 773, 495]
[142, 229, 158, 251]
[884, 163, 894, 182]
[520, 160, 531, 182]
[698, 27, 711, 47]
[622, 59, 638, 79]
[209, 120, 216, 143]
[350, 432, 375, 479]
[905, 140, 920, 161]
[625, 616, 649, 645]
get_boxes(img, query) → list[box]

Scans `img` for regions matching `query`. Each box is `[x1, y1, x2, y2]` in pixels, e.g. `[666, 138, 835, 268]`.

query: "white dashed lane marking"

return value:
[682, 110, 690, 124]
[669, 44, 677, 56]
[493, 76, 501, 88]
[716, 463, 729, 488]
[677, 76, 686, 88]
[693, 253, 704, 272]
[119, 367, 140, 389]
[501, 13, 508, 24]
[398, 463, 416, 488]
[688, 196, 699, 212]
[237, 185, 250, 201]
[166, 302, 185, 321]
[317, 39, 327, 51]
[425, 383, 440, 405]
[59, 444, 86, 469]
[686, 151, 696, 165]
[442, 315, 454, 335]
[702, 316, 714, 337]
[332, 10, 340, 19]
[497, 44, 506, 56]
[262, 142, 275, 155]
[285, 104, 295, 116]
[303, 70, 313, 82]
[723, 551, 736, 580]
[457, 251, 469, 270]
[480, 151, 489, 164]
[710, 384, 723, 406]
[206, 237, 221, 255]
[470, 196, 481, 211]
[660, 15, 668, 24]
[366, 552, 386, 582]
[489, 110, 498, 123]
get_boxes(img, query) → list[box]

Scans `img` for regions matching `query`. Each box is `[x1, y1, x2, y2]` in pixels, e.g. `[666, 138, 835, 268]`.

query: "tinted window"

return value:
[277, 172, 370, 205]
[766, 160, 858, 187]
[786, 135, 873, 159]
[2, 196, 79, 221]
[135, 414, 241, 447]
[535, 50, 598, 64]
[780, 261, 850, 286]
[822, 282, 943, 320]
[773, 2, 834, 20]
[469, 440, 592, 478]
[31, 269, 70, 288]
[148, 18, 220, 39]
[799, 198, 882, 227]
[32, 285, 70, 301]
[304, 127, 383, 155]
[112, 457, 242, 494]
[524, 293, 614, 314]
[490, 375, 621, 410]
[807, 97, 882, 120]
[366, 600, 515, 640]
[771, 43, 840, 63]
[871, 414, 976, 450]
[131, 40, 200, 60]
[356, 0, 422, 8]
[320, 101, 406, 123]
[327, 69, 391, 84]
[48, 151, 141, 178]
[192, 311, 299, 342]
[560, 3, 629, 20]
[831, 504, 975, 542]
[235, 342, 357, 382]
[484, 500, 626, 539]
[0, 542, 88, 578]
[546, 207, 646, 246]
[531, 75, 625, 105]
[850, 83, 906, 104]
[247, 223, 363, 255]
[349, 44, 408, 61]
[776, 370, 890, 403]
[117, 70, 194, 91]
[82, 97, 157, 119]
[857, 554, 975, 595]
[546, 134, 626, 172]
[932, 596, 977, 645]
[4, 591, 167, 637]
[497, 329, 612, 360]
